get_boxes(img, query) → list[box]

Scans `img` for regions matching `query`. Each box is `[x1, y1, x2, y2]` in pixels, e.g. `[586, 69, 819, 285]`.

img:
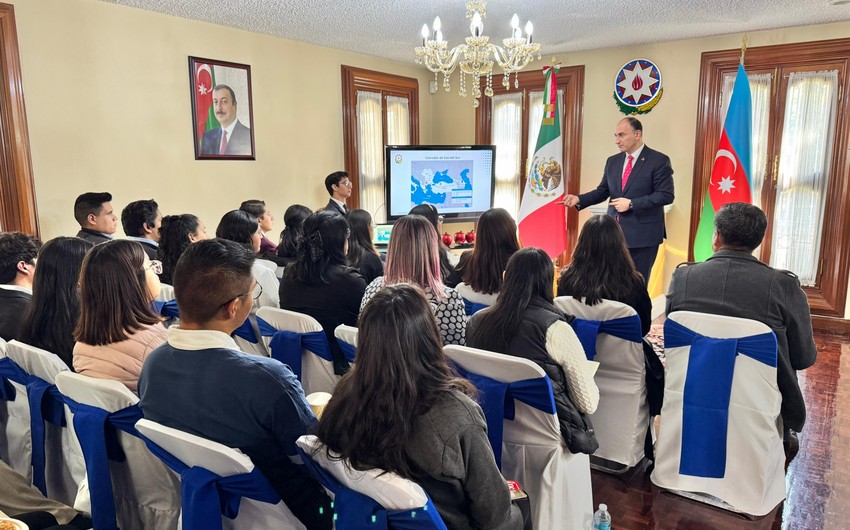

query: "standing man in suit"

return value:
[200, 84, 252, 156]
[324, 170, 352, 216]
[564, 117, 674, 280]
[74, 191, 117, 245]
[0, 232, 39, 341]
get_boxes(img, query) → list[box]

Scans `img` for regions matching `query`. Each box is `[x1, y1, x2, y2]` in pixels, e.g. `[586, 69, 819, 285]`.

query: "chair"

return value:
[333, 324, 358, 364]
[455, 283, 496, 316]
[0, 341, 86, 507]
[135, 418, 306, 530]
[256, 307, 338, 394]
[554, 296, 648, 470]
[443, 345, 593, 530]
[55, 372, 181, 530]
[650, 311, 785, 517]
[0, 339, 29, 478]
[295, 435, 448, 529]
[156, 283, 175, 303]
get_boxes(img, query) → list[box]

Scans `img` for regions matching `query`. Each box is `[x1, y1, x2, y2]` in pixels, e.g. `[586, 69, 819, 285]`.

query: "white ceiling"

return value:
[101, 0, 850, 63]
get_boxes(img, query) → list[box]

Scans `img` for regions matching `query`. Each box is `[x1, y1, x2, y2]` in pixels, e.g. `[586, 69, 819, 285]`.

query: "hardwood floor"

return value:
[590, 332, 849, 530]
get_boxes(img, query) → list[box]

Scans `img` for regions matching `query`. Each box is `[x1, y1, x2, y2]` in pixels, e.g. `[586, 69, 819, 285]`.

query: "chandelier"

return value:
[414, 0, 541, 107]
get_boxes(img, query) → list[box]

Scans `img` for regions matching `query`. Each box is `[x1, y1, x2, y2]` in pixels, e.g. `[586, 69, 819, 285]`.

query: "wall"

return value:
[9, 0, 435, 240]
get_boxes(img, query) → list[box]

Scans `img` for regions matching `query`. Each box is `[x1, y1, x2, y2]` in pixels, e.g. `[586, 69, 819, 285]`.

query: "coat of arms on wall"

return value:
[613, 58, 663, 115]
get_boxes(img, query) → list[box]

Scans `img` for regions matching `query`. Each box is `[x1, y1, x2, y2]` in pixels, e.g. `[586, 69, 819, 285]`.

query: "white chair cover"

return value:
[135, 419, 306, 530]
[156, 284, 175, 303]
[257, 307, 338, 394]
[333, 325, 358, 364]
[0, 338, 30, 480]
[443, 345, 593, 530]
[455, 283, 498, 307]
[255, 258, 278, 273]
[554, 296, 648, 468]
[650, 311, 785, 516]
[3, 341, 87, 507]
[55, 372, 181, 530]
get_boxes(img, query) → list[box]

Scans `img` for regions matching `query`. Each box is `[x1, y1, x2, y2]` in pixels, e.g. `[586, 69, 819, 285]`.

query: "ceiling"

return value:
[100, 0, 850, 63]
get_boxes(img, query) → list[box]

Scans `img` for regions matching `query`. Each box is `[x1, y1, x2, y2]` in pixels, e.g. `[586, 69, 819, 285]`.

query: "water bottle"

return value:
[593, 503, 611, 530]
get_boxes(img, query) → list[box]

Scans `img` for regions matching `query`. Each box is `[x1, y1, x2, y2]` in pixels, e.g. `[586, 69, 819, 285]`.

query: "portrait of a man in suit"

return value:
[200, 84, 252, 156]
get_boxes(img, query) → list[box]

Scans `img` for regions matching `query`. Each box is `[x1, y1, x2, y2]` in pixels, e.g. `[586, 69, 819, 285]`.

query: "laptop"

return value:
[373, 224, 393, 248]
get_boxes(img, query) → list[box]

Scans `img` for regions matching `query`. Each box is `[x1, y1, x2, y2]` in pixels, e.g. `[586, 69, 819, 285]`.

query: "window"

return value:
[341, 66, 419, 222]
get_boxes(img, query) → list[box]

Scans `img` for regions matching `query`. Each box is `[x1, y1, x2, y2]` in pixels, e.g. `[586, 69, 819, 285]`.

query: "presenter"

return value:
[564, 117, 674, 280]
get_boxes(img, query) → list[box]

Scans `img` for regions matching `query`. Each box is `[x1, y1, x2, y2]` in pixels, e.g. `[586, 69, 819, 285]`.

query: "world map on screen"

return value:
[410, 160, 474, 209]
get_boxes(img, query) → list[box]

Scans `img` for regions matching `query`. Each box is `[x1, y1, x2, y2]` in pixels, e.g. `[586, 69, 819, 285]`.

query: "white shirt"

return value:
[126, 236, 159, 247]
[166, 326, 240, 351]
[622, 144, 645, 177]
[330, 197, 347, 211]
[0, 284, 32, 295]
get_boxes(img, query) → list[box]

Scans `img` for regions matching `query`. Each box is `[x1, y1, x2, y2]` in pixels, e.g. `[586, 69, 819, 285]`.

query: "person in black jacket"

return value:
[346, 209, 383, 284]
[0, 232, 40, 341]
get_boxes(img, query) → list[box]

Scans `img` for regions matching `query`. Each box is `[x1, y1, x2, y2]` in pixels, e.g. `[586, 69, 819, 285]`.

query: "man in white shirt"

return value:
[323, 170, 352, 216]
[199, 84, 252, 156]
[0, 231, 39, 340]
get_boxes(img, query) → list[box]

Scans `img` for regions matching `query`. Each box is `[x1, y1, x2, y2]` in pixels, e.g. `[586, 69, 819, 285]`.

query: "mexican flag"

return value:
[195, 63, 220, 150]
[518, 66, 567, 258]
[693, 63, 753, 261]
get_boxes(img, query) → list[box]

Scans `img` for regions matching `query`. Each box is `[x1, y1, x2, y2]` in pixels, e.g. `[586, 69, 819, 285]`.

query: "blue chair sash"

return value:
[664, 318, 777, 478]
[232, 316, 278, 344]
[462, 298, 489, 316]
[295, 446, 447, 530]
[337, 339, 357, 363]
[454, 365, 556, 468]
[0, 356, 25, 400]
[140, 434, 280, 530]
[63, 399, 144, 530]
[154, 299, 180, 319]
[268, 330, 333, 380]
[570, 314, 643, 360]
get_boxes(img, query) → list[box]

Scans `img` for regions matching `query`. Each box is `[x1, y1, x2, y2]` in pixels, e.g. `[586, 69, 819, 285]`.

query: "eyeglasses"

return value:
[341, 180, 353, 187]
[438, 215, 445, 222]
[219, 282, 262, 308]
[145, 260, 163, 275]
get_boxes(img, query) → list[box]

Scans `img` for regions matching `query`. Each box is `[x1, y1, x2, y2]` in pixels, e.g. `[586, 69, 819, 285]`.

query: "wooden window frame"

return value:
[341, 65, 419, 210]
[690, 39, 850, 317]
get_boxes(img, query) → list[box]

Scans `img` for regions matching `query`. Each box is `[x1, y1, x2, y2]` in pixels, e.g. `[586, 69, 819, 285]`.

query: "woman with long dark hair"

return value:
[318, 283, 522, 529]
[346, 209, 383, 284]
[19, 237, 93, 369]
[467, 248, 600, 453]
[280, 210, 366, 374]
[157, 214, 208, 285]
[73, 240, 166, 394]
[360, 214, 466, 345]
[408, 203, 455, 280]
[276, 204, 312, 266]
[216, 209, 279, 311]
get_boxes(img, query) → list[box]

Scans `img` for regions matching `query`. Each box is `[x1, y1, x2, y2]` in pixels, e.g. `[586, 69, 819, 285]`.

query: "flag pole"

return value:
[740, 34, 748, 65]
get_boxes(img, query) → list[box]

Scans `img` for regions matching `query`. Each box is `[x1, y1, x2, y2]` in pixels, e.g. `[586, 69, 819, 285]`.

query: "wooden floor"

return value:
[591, 331, 849, 530]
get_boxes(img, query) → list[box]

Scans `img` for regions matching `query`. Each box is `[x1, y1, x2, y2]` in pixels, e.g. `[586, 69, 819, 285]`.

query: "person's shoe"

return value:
[784, 429, 800, 464]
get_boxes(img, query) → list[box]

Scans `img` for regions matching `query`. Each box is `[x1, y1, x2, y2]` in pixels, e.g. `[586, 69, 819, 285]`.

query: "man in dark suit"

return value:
[666, 202, 816, 454]
[565, 117, 674, 280]
[0, 232, 39, 341]
[323, 170, 352, 216]
[200, 84, 252, 156]
[121, 198, 162, 260]
[74, 191, 117, 245]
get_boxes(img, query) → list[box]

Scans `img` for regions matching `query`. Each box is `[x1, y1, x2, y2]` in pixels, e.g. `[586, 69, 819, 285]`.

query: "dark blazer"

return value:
[76, 229, 111, 245]
[577, 145, 674, 248]
[0, 288, 32, 341]
[324, 199, 348, 217]
[132, 240, 159, 260]
[666, 249, 817, 432]
[200, 120, 252, 155]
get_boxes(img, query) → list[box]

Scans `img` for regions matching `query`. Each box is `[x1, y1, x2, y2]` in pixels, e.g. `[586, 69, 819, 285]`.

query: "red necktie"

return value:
[622, 155, 634, 189]
[219, 130, 229, 154]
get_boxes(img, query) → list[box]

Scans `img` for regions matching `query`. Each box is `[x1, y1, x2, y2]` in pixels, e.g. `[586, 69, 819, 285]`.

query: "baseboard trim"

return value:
[812, 315, 850, 337]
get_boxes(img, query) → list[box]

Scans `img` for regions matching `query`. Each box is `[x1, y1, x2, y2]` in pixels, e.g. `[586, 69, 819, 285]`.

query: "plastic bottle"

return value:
[592, 503, 611, 530]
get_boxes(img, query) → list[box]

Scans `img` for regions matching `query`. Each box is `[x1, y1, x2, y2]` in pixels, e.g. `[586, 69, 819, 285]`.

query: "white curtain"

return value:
[491, 92, 523, 217]
[383, 95, 411, 223]
[356, 91, 384, 222]
[770, 70, 838, 285]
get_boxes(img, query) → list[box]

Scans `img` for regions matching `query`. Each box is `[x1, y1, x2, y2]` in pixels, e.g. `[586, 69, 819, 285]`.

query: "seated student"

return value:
[276, 204, 312, 267]
[73, 240, 167, 394]
[138, 239, 332, 530]
[0, 232, 40, 341]
[74, 192, 117, 245]
[346, 209, 383, 284]
[361, 215, 466, 346]
[215, 210, 279, 311]
[19, 237, 93, 369]
[240, 199, 278, 255]
[468, 248, 600, 454]
[279, 211, 366, 375]
[121, 199, 162, 260]
[318, 283, 523, 530]
[409, 203, 455, 279]
[157, 214, 209, 286]
[445, 208, 519, 307]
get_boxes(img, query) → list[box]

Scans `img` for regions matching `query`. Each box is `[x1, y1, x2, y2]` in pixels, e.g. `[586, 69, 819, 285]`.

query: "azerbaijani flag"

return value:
[518, 66, 567, 258]
[693, 63, 753, 261]
[195, 63, 220, 150]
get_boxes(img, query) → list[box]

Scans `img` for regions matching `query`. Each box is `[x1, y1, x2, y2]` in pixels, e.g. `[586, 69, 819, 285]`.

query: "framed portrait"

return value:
[189, 56, 255, 160]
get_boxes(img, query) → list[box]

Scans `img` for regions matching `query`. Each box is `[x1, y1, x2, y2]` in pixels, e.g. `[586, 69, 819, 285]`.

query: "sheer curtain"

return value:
[384, 95, 411, 223]
[770, 70, 838, 285]
[356, 91, 384, 222]
[491, 92, 523, 216]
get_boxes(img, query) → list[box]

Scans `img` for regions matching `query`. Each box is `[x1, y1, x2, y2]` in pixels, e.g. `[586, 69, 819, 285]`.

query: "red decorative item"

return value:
[442, 232, 453, 247]
[465, 230, 476, 244]
[454, 230, 466, 245]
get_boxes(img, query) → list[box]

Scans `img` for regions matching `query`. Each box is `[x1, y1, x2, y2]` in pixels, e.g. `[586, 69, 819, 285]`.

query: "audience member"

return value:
[0, 232, 40, 341]
[157, 214, 208, 286]
[323, 170, 352, 216]
[19, 237, 92, 368]
[276, 204, 312, 266]
[138, 239, 332, 529]
[215, 210, 279, 311]
[240, 199, 278, 255]
[0, 459, 92, 529]
[73, 240, 166, 394]
[121, 199, 162, 260]
[346, 208, 383, 284]
[468, 248, 600, 454]
[279, 211, 366, 375]
[74, 192, 117, 244]
[360, 215, 466, 346]
[445, 208, 519, 308]
[409, 203, 455, 280]
[666, 202, 817, 453]
[318, 283, 523, 530]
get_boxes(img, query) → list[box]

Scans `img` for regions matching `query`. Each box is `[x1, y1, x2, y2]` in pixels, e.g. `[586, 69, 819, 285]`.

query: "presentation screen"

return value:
[385, 145, 495, 221]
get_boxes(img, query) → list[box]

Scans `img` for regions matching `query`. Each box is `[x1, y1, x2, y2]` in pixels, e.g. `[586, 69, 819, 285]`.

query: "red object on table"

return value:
[465, 230, 476, 244]
[442, 232, 453, 247]
[454, 230, 466, 245]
